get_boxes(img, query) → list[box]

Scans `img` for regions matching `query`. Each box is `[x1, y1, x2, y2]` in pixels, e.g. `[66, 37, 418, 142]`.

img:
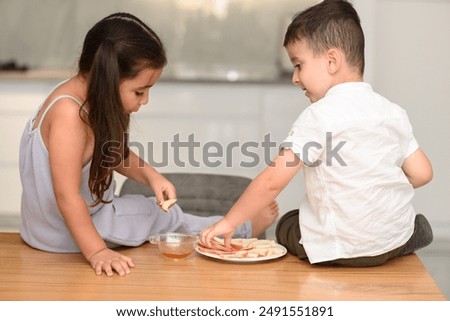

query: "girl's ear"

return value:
[326, 48, 342, 75]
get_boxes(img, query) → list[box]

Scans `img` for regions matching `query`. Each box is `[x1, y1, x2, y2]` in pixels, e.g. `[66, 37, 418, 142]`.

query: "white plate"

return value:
[195, 243, 287, 263]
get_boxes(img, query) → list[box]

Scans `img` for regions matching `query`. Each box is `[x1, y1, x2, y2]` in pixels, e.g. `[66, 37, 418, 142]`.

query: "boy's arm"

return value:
[402, 148, 433, 188]
[200, 148, 303, 246]
[226, 148, 303, 225]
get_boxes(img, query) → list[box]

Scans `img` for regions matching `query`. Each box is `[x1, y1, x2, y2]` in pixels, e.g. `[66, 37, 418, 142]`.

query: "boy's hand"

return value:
[200, 217, 236, 249]
[88, 248, 135, 277]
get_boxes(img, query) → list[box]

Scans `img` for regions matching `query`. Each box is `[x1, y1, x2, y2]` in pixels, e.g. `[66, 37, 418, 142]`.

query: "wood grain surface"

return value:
[0, 233, 445, 301]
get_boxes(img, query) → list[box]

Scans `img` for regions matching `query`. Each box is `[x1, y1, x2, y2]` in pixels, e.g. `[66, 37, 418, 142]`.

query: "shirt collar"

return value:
[325, 82, 372, 97]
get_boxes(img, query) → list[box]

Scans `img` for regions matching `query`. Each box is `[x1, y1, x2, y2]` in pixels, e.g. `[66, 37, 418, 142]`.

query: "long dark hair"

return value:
[78, 12, 167, 205]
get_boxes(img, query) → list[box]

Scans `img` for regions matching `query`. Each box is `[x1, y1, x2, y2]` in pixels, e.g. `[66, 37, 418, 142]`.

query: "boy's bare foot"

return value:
[251, 200, 279, 238]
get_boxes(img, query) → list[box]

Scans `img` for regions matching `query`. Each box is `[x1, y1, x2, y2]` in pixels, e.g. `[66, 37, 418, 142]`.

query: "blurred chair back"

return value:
[119, 172, 252, 216]
[119, 173, 265, 238]
[120, 173, 267, 238]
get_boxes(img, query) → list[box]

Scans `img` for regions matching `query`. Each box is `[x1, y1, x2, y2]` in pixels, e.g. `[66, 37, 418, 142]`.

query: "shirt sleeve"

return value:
[405, 136, 419, 158]
[280, 107, 326, 167]
[401, 109, 420, 158]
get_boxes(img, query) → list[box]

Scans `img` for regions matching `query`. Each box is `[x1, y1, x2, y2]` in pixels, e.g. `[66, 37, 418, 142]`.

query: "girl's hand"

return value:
[88, 248, 135, 276]
[149, 174, 177, 207]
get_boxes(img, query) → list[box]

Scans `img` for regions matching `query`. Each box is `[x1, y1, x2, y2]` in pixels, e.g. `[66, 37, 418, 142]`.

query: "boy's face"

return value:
[285, 40, 333, 103]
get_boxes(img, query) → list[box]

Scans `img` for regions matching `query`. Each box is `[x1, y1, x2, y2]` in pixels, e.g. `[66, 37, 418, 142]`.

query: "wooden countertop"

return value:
[0, 233, 445, 301]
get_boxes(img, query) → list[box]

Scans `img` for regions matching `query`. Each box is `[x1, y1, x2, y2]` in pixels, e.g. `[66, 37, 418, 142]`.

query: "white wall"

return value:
[354, 0, 450, 238]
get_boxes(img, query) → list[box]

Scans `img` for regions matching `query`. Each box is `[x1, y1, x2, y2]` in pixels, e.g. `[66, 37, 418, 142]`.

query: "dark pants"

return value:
[275, 209, 433, 267]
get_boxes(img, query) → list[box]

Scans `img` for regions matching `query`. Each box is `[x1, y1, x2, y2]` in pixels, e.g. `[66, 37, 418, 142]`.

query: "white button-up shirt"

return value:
[282, 82, 418, 263]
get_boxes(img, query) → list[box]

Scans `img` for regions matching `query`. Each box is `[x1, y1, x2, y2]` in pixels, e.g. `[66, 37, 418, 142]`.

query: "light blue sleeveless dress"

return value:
[19, 94, 251, 253]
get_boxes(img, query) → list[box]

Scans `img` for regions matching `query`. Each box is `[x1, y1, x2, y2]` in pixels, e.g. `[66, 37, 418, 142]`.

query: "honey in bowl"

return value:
[150, 233, 198, 260]
[160, 242, 194, 259]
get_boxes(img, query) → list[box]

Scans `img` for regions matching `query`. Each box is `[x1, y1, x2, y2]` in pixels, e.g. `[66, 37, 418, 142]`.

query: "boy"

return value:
[200, 0, 433, 266]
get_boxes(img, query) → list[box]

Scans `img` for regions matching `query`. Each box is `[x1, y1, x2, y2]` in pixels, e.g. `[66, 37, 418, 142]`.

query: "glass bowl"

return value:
[149, 233, 198, 260]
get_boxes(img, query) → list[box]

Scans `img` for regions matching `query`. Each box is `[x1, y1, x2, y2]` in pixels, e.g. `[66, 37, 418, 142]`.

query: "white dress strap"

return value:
[37, 95, 84, 129]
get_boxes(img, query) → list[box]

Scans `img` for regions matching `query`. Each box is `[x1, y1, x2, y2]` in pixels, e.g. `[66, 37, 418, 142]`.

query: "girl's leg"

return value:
[174, 211, 252, 238]
[93, 195, 251, 247]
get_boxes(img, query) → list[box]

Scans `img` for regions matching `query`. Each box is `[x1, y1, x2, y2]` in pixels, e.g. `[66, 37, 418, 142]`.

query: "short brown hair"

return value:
[284, 0, 365, 74]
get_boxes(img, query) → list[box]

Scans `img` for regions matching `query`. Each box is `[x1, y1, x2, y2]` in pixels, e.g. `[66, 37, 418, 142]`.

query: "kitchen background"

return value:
[0, 0, 449, 298]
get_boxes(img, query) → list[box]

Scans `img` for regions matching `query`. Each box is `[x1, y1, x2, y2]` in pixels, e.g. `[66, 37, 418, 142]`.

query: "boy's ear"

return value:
[326, 48, 341, 74]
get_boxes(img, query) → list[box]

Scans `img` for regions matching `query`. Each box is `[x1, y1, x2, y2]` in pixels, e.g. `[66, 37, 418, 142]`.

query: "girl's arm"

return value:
[47, 100, 133, 276]
[115, 150, 176, 204]
[200, 148, 303, 247]
[402, 148, 433, 188]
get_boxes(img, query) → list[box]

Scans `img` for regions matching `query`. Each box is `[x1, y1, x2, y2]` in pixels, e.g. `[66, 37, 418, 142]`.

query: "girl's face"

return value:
[286, 40, 333, 103]
[120, 67, 163, 114]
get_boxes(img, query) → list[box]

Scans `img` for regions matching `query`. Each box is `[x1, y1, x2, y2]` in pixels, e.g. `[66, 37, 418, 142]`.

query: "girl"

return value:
[19, 13, 277, 277]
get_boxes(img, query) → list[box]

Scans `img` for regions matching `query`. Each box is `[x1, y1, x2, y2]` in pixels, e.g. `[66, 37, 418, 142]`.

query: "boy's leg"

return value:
[275, 209, 308, 260]
[275, 212, 433, 267]
[275, 209, 401, 267]
[322, 214, 433, 267]
[398, 214, 433, 256]
[320, 249, 401, 267]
